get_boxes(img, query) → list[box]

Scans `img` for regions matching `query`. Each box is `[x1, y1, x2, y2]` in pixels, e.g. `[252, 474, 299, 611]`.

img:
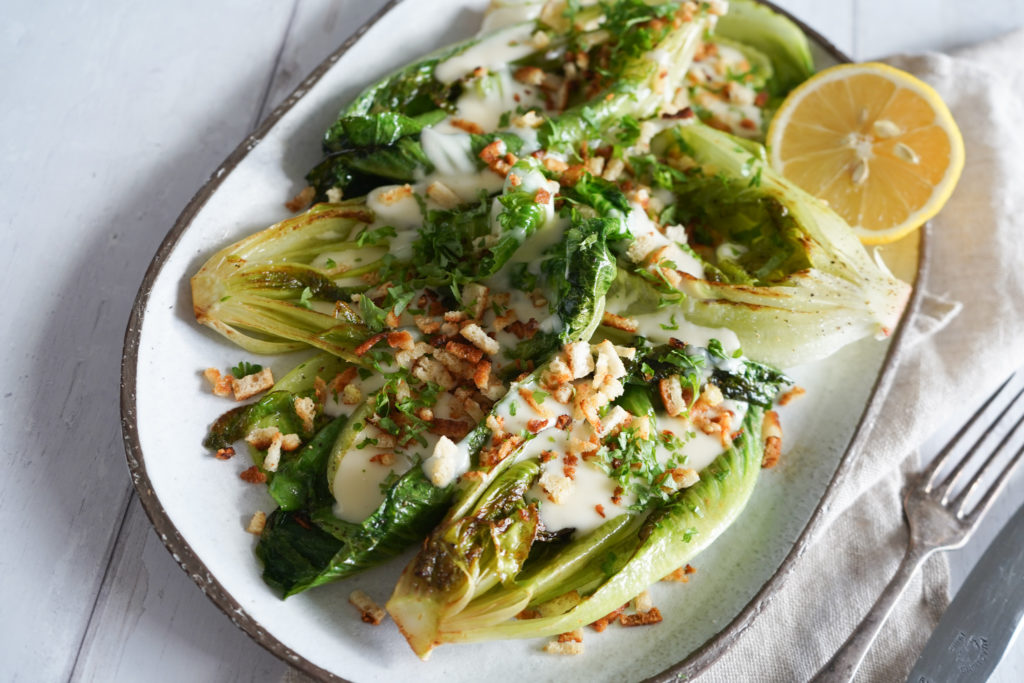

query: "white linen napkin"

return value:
[709, 29, 1024, 682]
[282, 30, 1024, 683]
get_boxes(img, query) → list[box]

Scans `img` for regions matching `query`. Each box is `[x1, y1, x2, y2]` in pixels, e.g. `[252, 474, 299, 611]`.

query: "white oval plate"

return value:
[122, 2, 924, 680]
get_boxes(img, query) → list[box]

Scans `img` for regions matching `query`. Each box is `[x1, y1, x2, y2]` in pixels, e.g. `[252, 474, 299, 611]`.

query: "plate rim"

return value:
[119, 3, 928, 681]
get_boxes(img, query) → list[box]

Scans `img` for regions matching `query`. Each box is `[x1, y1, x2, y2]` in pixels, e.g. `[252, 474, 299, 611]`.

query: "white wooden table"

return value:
[2, 1, 1022, 681]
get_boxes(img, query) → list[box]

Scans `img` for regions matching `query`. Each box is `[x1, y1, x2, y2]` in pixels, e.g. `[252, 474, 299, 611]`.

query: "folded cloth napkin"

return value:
[708, 28, 1024, 682]
[282, 29, 1024, 683]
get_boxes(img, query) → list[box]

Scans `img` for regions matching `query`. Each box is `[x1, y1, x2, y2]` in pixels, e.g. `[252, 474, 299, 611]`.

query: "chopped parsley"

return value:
[230, 361, 263, 379]
[356, 224, 397, 247]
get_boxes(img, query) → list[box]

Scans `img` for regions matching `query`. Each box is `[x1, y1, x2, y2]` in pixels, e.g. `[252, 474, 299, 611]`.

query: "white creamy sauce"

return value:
[434, 23, 537, 84]
[632, 308, 742, 354]
[420, 127, 477, 175]
[335, 390, 463, 517]
[420, 374, 554, 487]
[531, 458, 629, 535]
[657, 404, 747, 472]
[331, 427, 419, 523]
[506, 214, 568, 265]
[453, 69, 539, 132]
[716, 240, 747, 262]
[479, 1, 546, 34]
[366, 186, 422, 228]
[494, 383, 553, 433]
[424, 169, 507, 201]
[484, 287, 559, 362]
[509, 123, 541, 153]
[322, 373, 387, 418]
[530, 399, 749, 536]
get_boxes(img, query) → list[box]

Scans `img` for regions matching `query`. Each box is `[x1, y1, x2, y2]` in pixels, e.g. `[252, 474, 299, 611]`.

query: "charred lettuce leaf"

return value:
[623, 122, 912, 368]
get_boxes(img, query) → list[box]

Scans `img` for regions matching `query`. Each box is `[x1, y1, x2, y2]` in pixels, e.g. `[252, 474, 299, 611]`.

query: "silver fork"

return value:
[813, 372, 1024, 682]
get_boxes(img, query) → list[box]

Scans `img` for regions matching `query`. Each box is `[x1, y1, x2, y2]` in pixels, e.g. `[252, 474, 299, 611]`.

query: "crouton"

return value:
[246, 511, 267, 535]
[294, 396, 316, 433]
[232, 367, 275, 401]
[348, 590, 386, 625]
[601, 311, 639, 333]
[460, 323, 500, 356]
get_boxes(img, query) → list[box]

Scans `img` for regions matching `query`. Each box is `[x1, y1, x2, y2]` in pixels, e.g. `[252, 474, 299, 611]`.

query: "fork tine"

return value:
[924, 375, 1018, 493]
[937, 384, 1024, 502]
[958, 424, 1024, 525]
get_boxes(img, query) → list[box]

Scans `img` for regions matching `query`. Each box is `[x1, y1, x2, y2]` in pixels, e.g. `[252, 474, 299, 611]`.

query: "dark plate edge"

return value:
[648, 3, 930, 678]
[119, 2, 402, 681]
[117, 3, 927, 682]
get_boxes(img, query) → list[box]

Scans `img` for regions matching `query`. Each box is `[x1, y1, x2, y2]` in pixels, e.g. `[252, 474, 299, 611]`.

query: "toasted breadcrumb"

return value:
[544, 640, 584, 655]
[526, 418, 548, 434]
[663, 564, 697, 582]
[601, 311, 638, 333]
[386, 330, 414, 350]
[565, 341, 594, 379]
[557, 628, 584, 643]
[450, 118, 484, 134]
[762, 410, 782, 468]
[369, 452, 396, 467]
[620, 607, 663, 627]
[634, 590, 654, 614]
[293, 396, 316, 433]
[779, 386, 806, 405]
[591, 604, 628, 632]
[446, 340, 484, 364]
[669, 467, 700, 488]
[514, 65, 546, 86]
[232, 367, 275, 401]
[354, 332, 387, 356]
[245, 427, 280, 450]
[659, 376, 686, 417]
[473, 360, 492, 391]
[479, 140, 516, 176]
[239, 466, 266, 484]
[285, 185, 315, 212]
[348, 590, 386, 625]
[214, 447, 235, 460]
[246, 511, 267, 535]
[414, 315, 441, 334]
[327, 367, 358, 397]
[341, 383, 362, 405]
[460, 323, 500, 356]
[263, 432, 284, 472]
[203, 367, 234, 397]
[376, 184, 413, 205]
[518, 387, 550, 417]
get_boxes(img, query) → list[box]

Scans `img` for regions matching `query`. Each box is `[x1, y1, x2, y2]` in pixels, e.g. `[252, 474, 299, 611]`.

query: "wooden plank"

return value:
[46, 2, 1024, 682]
[774, 0, 856, 58]
[257, 0, 394, 124]
[71, 497, 286, 683]
[0, 1, 294, 681]
[854, 0, 1024, 58]
[67, 3, 390, 681]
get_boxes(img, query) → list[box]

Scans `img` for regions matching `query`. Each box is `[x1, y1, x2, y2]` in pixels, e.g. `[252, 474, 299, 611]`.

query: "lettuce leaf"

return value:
[630, 122, 911, 368]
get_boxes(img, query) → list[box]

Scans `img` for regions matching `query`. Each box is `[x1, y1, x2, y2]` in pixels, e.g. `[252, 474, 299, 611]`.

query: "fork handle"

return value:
[812, 544, 933, 682]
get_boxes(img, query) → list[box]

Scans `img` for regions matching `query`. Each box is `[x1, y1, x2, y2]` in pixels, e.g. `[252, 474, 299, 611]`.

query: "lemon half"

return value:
[767, 62, 964, 245]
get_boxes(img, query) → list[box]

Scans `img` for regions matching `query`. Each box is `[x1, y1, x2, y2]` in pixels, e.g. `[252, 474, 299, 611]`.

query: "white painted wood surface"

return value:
[1, 1, 1022, 681]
